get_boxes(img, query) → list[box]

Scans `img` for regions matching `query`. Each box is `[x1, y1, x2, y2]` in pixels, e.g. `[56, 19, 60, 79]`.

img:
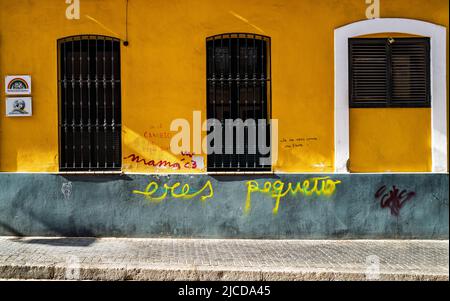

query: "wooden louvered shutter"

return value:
[390, 39, 430, 107]
[349, 39, 389, 107]
[349, 38, 430, 108]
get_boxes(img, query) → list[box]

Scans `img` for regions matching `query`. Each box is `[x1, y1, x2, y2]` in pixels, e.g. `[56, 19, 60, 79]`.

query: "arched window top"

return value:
[334, 18, 447, 173]
[58, 34, 120, 43]
[206, 33, 271, 81]
[207, 33, 270, 42]
[335, 18, 446, 39]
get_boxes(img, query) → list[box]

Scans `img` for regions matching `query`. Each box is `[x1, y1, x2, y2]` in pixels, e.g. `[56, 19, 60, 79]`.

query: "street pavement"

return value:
[0, 237, 448, 281]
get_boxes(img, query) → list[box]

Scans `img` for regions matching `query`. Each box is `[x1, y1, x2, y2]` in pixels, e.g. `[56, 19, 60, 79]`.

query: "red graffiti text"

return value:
[375, 185, 416, 216]
[124, 154, 199, 170]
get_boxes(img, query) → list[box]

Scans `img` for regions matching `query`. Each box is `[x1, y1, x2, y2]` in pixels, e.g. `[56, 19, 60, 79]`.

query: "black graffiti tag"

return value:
[375, 185, 416, 216]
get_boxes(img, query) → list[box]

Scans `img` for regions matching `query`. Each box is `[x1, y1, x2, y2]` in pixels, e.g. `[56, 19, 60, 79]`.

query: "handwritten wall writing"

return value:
[280, 137, 318, 150]
[375, 185, 416, 216]
[141, 126, 174, 154]
[245, 177, 341, 215]
[144, 131, 173, 140]
[133, 180, 214, 203]
[125, 154, 182, 170]
[124, 153, 201, 170]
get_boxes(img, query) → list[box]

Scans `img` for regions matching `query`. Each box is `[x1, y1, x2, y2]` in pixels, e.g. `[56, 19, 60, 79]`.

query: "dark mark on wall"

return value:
[375, 185, 416, 216]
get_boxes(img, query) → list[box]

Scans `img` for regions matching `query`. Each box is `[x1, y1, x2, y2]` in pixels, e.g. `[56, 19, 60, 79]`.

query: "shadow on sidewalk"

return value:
[10, 237, 97, 247]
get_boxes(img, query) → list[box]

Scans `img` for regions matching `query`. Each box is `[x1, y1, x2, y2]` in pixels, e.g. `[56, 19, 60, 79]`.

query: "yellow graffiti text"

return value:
[245, 177, 342, 215]
[133, 181, 214, 203]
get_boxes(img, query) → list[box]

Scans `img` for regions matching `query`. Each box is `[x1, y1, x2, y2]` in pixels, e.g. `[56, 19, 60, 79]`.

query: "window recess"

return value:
[58, 35, 122, 171]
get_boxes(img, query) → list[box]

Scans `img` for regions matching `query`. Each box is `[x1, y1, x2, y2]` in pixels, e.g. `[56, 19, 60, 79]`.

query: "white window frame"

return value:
[334, 18, 447, 173]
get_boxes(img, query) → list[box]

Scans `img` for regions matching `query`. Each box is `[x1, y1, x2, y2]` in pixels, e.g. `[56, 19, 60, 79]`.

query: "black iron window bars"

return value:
[349, 38, 431, 108]
[206, 33, 271, 172]
[58, 35, 122, 171]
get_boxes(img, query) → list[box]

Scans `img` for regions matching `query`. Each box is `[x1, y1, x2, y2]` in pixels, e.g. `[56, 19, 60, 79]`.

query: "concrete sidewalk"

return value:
[0, 237, 448, 281]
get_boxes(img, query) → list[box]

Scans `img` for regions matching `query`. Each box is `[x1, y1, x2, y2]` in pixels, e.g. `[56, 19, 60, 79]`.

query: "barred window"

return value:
[349, 38, 430, 108]
[206, 33, 271, 172]
[58, 35, 122, 171]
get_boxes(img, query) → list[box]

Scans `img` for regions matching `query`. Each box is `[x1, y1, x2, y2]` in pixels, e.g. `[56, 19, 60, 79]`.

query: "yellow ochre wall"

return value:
[0, 0, 448, 173]
[349, 32, 433, 172]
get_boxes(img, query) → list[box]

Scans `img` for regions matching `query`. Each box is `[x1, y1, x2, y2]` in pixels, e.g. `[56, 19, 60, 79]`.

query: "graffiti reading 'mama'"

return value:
[133, 180, 214, 203]
[245, 177, 342, 215]
[124, 154, 200, 170]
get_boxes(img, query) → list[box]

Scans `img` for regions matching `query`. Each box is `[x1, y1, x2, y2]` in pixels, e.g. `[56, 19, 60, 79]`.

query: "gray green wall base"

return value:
[0, 173, 448, 239]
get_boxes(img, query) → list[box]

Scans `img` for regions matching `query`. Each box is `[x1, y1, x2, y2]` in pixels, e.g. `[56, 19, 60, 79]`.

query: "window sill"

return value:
[56, 171, 124, 175]
[207, 171, 274, 175]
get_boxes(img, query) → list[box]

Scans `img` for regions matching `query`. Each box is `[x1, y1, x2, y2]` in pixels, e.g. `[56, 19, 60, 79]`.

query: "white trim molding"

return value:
[334, 18, 448, 173]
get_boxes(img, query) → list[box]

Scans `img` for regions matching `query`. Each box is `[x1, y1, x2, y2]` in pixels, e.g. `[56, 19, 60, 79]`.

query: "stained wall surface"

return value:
[0, 173, 447, 238]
